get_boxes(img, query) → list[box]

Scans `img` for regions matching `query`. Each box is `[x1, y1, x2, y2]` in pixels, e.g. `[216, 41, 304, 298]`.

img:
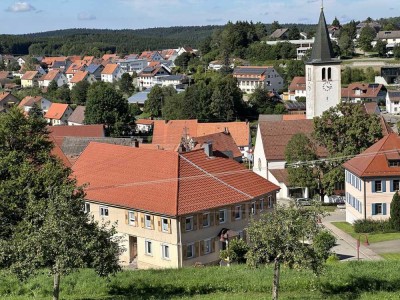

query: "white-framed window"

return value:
[187, 243, 194, 258]
[259, 199, 264, 211]
[162, 244, 170, 259]
[145, 214, 152, 229]
[204, 239, 212, 254]
[219, 209, 227, 223]
[251, 202, 256, 215]
[162, 217, 169, 232]
[84, 202, 90, 213]
[268, 196, 273, 208]
[128, 211, 136, 226]
[234, 205, 242, 220]
[145, 240, 152, 255]
[100, 206, 109, 217]
[202, 213, 210, 227]
[185, 216, 193, 231]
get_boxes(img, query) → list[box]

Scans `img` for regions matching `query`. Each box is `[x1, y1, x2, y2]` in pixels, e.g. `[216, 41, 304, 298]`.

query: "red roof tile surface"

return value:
[39, 69, 60, 81]
[343, 133, 400, 178]
[21, 71, 38, 80]
[102, 64, 119, 75]
[192, 132, 242, 159]
[18, 96, 43, 108]
[48, 124, 105, 148]
[70, 71, 88, 83]
[288, 76, 306, 92]
[45, 103, 69, 120]
[341, 83, 384, 99]
[72, 143, 279, 216]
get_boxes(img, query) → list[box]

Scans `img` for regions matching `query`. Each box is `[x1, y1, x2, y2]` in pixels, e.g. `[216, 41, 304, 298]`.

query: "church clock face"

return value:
[322, 81, 333, 92]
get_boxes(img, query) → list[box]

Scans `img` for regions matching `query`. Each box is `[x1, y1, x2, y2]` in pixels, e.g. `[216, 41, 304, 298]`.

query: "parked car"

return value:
[295, 198, 312, 206]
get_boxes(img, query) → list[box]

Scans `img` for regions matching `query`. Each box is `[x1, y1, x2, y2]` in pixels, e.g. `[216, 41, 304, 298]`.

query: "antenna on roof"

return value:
[321, 0, 324, 10]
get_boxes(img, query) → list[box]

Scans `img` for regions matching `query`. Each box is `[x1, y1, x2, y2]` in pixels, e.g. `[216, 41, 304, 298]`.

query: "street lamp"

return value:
[356, 234, 369, 261]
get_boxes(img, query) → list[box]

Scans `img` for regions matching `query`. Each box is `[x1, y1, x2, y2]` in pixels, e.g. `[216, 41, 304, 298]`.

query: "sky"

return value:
[0, 0, 399, 34]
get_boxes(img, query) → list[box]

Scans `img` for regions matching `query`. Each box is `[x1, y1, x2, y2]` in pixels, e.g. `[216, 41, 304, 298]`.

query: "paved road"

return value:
[369, 239, 400, 254]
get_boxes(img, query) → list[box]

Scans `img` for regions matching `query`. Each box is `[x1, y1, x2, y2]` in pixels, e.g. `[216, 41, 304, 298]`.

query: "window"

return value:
[234, 205, 242, 220]
[375, 181, 382, 192]
[187, 244, 194, 258]
[307, 68, 311, 81]
[395, 101, 399, 105]
[145, 240, 152, 255]
[389, 160, 400, 167]
[322, 67, 326, 80]
[260, 199, 264, 211]
[375, 203, 383, 215]
[394, 180, 400, 191]
[162, 244, 169, 259]
[161, 218, 169, 232]
[204, 239, 211, 254]
[100, 206, 109, 217]
[268, 196, 273, 208]
[328, 67, 332, 80]
[84, 202, 90, 213]
[128, 211, 136, 226]
[145, 214, 152, 229]
[219, 209, 227, 224]
[251, 202, 256, 215]
[202, 213, 210, 227]
[185, 216, 193, 231]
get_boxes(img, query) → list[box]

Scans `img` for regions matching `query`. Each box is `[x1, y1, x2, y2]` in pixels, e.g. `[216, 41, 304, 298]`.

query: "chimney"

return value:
[224, 127, 229, 134]
[133, 138, 139, 148]
[203, 142, 213, 157]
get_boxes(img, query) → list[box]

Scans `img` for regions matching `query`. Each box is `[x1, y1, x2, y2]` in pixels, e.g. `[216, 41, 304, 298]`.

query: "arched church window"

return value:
[322, 68, 326, 81]
[328, 67, 332, 80]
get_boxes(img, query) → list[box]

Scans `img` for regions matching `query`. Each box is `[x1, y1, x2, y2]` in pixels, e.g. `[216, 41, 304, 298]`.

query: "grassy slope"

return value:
[331, 221, 400, 244]
[2, 262, 400, 299]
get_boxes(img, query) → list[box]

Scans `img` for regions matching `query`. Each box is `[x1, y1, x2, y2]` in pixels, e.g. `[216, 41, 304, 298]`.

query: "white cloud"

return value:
[78, 12, 96, 21]
[6, 2, 35, 13]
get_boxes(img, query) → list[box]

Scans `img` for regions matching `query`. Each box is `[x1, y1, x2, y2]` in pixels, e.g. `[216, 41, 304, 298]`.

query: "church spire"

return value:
[308, 6, 336, 64]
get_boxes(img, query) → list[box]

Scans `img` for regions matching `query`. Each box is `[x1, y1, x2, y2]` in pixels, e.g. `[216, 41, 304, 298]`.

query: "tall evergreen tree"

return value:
[390, 191, 400, 231]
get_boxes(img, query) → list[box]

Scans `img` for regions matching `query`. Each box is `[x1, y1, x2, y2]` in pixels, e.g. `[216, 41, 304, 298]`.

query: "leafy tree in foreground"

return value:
[119, 73, 134, 95]
[374, 40, 388, 57]
[358, 26, 376, 52]
[246, 204, 333, 300]
[390, 191, 400, 231]
[71, 80, 90, 105]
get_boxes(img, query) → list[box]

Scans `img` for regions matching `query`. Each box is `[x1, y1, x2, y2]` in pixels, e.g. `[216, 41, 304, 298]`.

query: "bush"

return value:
[326, 253, 340, 264]
[219, 238, 249, 264]
[390, 192, 400, 231]
[354, 219, 394, 233]
[313, 230, 336, 259]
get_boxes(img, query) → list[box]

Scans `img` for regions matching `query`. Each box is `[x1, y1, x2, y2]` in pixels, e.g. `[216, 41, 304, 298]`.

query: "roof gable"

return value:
[44, 103, 70, 120]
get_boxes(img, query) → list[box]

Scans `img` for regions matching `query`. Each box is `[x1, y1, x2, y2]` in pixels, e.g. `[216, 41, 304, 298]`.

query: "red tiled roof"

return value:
[39, 69, 60, 81]
[282, 114, 307, 121]
[18, 96, 43, 108]
[65, 61, 85, 74]
[72, 143, 279, 215]
[258, 120, 328, 161]
[21, 71, 38, 80]
[136, 119, 154, 125]
[44, 103, 69, 120]
[41, 57, 67, 66]
[288, 76, 306, 92]
[102, 54, 119, 61]
[48, 124, 105, 148]
[191, 132, 242, 159]
[341, 83, 384, 99]
[343, 133, 400, 178]
[0, 92, 13, 101]
[50, 136, 72, 168]
[70, 71, 88, 83]
[101, 64, 119, 75]
[197, 122, 250, 147]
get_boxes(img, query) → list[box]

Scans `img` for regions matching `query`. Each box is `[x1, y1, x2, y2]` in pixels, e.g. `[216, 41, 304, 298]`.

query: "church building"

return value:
[306, 6, 341, 119]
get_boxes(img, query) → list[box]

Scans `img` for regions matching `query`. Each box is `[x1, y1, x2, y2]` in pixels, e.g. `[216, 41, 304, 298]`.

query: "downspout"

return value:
[363, 179, 367, 220]
[266, 161, 269, 180]
[177, 217, 183, 268]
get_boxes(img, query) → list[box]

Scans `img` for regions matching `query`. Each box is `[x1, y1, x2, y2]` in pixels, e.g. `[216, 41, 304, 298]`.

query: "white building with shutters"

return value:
[343, 133, 399, 224]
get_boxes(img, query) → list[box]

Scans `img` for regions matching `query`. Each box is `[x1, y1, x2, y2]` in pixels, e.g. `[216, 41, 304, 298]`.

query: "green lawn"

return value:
[380, 253, 400, 261]
[331, 221, 400, 244]
[2, 262, 400, 299]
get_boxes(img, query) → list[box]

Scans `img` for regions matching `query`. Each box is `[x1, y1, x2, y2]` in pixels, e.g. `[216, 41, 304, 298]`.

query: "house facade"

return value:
[21, 71, 40, 88]
[101, 64, 122, 83]
[72, 142, 279, 268]
[38, 70, 68, 88]
[0, 92, 19, 112]
[385, 91, 400, 113]
[288, 76, 306, 101]
[343, 133, 400, 223]
[45, 103, 73, 126]
[18, 96, 52, 113]
[232, 66, 284, 94]
[341, 83, 386, 103]
[137, 65, 171, 89]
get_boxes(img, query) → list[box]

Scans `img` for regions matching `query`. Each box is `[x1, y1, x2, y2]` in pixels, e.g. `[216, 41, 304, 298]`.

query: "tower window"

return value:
[322, 68, 326, 81]
[328, 67, 332, 80]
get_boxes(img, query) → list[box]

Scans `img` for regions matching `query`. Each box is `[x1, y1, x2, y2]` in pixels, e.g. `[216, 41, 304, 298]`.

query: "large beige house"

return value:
[72, 142, 279, 269]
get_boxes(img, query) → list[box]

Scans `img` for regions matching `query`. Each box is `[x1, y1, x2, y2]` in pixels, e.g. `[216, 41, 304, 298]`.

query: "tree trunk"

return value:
[53, 272, 60, 300]
[272, 259, 280, 300]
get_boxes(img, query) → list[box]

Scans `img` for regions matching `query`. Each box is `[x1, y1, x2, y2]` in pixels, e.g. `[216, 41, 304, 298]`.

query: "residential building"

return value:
[139, 51, 164, 63]
[386, 91, 400, 113]
[377, 67, 400, 85]
[135, 119, 154, 133]
[21, 71, 40, 88]
[101, 64, 122, 83]
[232, 66, 284, 94]
[305, 6, 341, 119]
[68, 71, 96, 89]
[85, 64, 104, 81]
[288, 76, 306, 101]
[65, 61, 87, 82]
[0, 92, 19, 112]
[343, 133, 400, 223]
[102, 54, 120, 63]
[269, 28, 289, 40]
[176, 46, 195, 56]
[137, 65, 171, 89]
[159, 74, 188, 88]
[341, 83, 386, 103]
[72, 142, 279, 268]
[68, 105, 85, 125]
[18, 96, 52, 113]
[38, 70, 68, 88]
[117, 58, 147, 74]
[45, 103, 73, 126]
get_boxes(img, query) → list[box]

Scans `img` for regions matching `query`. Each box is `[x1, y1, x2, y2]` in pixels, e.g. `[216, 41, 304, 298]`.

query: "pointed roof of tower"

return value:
[308, 7, 338, 64]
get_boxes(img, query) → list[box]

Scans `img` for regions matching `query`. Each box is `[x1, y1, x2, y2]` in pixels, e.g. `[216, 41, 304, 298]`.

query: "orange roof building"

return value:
[343, 133, 400, 223]
[44, 103, 73, 126]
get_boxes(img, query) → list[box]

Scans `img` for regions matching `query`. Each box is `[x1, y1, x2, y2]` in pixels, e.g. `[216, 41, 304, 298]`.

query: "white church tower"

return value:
[306, 5, 341, 119]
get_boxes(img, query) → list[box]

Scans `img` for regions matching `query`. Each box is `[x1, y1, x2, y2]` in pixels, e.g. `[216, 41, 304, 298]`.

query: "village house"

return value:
[101, 64, 122, 83]
[0, 92, 19, 112]
[72, 142, 279, 268]
[102, 54, 120, 63]
[38, 69, 68, 88]
[137, 65, 171, 89]
[135, 119, 154, 133]
[18, 96, 52, 114]
[341, 83, 386, 103]
[85, 64, 104, 81]
[386, 91, 400, 113]
[232, 66, 284, 94]
[117, 58, 148, 74]
[44, 103, 73, 126]
[68, 71, 96, 89]
[139, 51, 164, 64]
[67, 105, 85, 126]
[65, 61, 87, 82]
[343, 133, 400, 223]
[41, 56, 68, 70]
[21, 70, 40, 88]
[288, 76, 306, 101]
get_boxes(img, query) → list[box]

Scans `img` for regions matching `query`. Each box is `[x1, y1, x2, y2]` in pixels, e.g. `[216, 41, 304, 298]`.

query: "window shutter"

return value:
[231, 206, 235, 222]
[210, 212, 214, 226]
[242, 230, 247, 242]
[198, 214, 203, 229]
[140, 214, 145, 228]
[168, 219, 172, 234]
[390, 180, 394, 192]
[182, 245, 187, 260]
[372, 181, 376, 193]
[382, 180, 386, 192]
[211, 238, 216, 253]
[125, 211, 129, 225]
[199, 241, 204, 256]
[134, 212, 138, 226]
[180, 217, 185, 233]
[193, 215, 197, 230]
[215, 211, 220, 226]
[372, 204, 376, 215]
[195, 241, 200, 258]
[150, 215, 155, 230]
[383, 203, 387, 215]
[157, 217, 162, 232]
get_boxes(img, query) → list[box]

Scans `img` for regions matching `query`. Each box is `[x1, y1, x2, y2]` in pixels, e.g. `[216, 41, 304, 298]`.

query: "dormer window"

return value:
[389, 160, 400, 167]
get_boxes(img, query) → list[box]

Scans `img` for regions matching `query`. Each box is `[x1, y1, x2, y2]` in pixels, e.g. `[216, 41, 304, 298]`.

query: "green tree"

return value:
[390, 191, 400, 231]
[70, 80, 90, 105]
[246, 204, 333, 300]
[47, 80, 58, 94]
[270, 21, 282, 34]
[358, 26, 376, 52]
[332, 17, 340, 27]
[285, 60, 305, 84]
[365, 67, 376, 83]
[144, 85, 164, 118]
[174, 52, 196, 70]
[288, 26, 300, 40]
[393, 45, 400, 59]
[56, 83, 71, 103]
[374, 40, 388, 57]
[219, 238, 249, 264]
[248, 86, 275, 114]
[338, 32, 354, 57]
[118, 73, 134, 95]
[85, 82, 131, 136]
